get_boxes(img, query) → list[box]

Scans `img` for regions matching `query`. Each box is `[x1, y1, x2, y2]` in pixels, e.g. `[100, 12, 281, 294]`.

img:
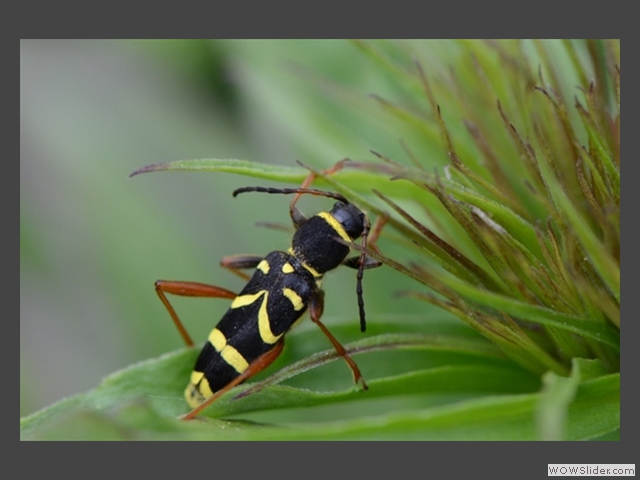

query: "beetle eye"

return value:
[331, 203, 365, 239]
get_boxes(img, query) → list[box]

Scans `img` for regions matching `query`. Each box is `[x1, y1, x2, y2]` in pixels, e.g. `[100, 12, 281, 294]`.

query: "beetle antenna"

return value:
[356, 217, 370, 332]
[233, 186, 348, 204]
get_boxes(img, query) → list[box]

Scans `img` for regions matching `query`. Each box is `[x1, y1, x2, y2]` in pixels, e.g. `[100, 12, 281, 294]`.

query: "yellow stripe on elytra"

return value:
[208, 328, 226, 352]
[190, 370, 205, 385]
[317, 211, 352, 243]
[282, 287, 304, 311]
[185, 383, 204, 408]
[257, 259, 270, 274]
[282, 262, 294, 274]
[231, 291, 265, 309]
[220, 345, 249, 373]
[197, 376, 214, 398]
[205, 329, 249, 374]
[258, 291, 283, 344]
[186, 371, 213, 407]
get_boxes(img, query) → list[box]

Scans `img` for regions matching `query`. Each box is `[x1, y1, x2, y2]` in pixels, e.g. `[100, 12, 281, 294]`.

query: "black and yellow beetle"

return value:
[154, 167, 383, 419]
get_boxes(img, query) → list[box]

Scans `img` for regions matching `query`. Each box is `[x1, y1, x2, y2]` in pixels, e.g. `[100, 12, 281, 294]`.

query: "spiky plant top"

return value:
[340, 39, 620, 376]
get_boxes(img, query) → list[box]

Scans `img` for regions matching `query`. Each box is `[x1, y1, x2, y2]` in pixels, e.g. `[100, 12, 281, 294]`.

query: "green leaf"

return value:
[129, 158, 308, 181]
[21, 320, 618, 440]
[21, 320, 539, 439]
[129, 158, 427, 203]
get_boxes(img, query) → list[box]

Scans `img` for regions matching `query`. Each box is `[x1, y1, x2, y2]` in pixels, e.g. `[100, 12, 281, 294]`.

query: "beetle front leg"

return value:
[220, 254, 264, 281]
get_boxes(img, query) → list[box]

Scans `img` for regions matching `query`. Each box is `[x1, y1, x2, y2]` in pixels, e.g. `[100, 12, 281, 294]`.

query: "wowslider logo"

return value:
[548, 465, 635, 476]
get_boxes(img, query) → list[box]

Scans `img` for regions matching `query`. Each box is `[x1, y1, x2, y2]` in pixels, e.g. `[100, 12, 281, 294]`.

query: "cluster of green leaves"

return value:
[21, 39, 619, 440]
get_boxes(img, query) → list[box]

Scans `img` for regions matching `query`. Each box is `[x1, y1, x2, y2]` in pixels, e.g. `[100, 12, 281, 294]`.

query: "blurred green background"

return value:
[20, 39, 433, 416]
